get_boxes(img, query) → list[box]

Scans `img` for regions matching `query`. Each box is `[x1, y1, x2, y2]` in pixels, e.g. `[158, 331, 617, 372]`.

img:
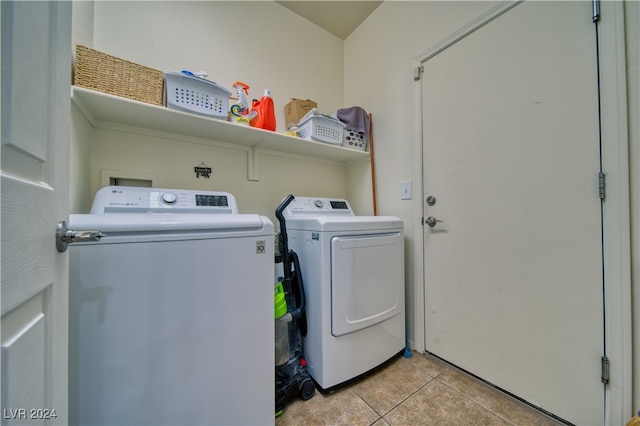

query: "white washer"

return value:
[282, 196, 404, 390]
[68, 186, 274, 426]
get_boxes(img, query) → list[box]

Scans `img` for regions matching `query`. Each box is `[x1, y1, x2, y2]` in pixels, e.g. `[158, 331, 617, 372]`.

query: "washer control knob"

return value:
[314, 199, 323, 208]
[161, 193, 178, 205]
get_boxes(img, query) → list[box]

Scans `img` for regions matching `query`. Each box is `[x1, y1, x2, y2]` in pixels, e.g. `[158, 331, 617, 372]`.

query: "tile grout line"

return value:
[420, 354, 565, 425]
[433, 376, 517, 426]
[348, 387, 383, 426]
[353, 374, 436, 423]
[371, 356, 454, 424]
[380, 375, 441, 423]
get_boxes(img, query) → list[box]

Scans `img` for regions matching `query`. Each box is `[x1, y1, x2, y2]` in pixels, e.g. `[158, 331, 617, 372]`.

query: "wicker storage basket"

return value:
[73, 45, 164, 106]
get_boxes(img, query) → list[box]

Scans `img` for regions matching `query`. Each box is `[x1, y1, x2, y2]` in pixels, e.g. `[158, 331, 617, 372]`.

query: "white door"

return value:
[422, 2, 603, 424]
[1, 2, 71, 424]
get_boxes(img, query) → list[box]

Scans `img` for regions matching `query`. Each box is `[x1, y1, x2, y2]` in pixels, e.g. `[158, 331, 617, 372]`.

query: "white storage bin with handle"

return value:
[164, 71, 231, 120]
[297, 109, 345, 145]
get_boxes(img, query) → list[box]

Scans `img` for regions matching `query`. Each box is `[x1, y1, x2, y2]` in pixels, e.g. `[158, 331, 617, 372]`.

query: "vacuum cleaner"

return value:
[274, 195, 315, 416]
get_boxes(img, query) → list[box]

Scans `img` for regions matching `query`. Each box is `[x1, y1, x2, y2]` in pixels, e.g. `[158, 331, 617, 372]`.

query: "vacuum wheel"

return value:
[299, 377, 315, 401]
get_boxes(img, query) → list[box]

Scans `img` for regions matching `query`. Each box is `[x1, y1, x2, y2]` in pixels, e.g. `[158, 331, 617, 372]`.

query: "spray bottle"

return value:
[230, 81, 251, 118]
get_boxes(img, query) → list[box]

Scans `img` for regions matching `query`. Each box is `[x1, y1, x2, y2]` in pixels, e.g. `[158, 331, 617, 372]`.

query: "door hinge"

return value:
[592, 0, 600, 22]
[599, 172, 606, 199]
[601, 356, 609, 384]
[413, 65, 423, 81]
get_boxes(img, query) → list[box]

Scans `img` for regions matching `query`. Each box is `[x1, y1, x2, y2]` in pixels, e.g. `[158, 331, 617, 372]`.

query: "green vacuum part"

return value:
[274, 282, 287, 318]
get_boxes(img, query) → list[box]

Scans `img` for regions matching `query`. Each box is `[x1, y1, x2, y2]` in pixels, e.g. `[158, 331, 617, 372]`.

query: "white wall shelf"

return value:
[71, 86, 370, 165]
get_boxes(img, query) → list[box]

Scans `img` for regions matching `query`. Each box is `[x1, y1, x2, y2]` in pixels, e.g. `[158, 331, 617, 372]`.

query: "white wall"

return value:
[344, 0, 501, 349]
[70, 1, 350, 224]
[69, 104, 93, 214]
[91, 1, 344, 134]
[71, 0, 93, 48]
[89, 128, 348, 223]
[69, 1, 94, 214]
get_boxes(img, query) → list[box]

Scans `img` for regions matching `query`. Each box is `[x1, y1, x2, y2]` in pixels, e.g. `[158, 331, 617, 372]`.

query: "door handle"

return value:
[56, 220, 106, 253]
[424, 216, 443, 228]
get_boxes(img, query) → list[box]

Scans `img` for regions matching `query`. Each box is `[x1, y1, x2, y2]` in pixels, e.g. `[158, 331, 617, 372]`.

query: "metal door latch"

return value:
[56, 220, 106, 253]
[424, 216, 443, 227]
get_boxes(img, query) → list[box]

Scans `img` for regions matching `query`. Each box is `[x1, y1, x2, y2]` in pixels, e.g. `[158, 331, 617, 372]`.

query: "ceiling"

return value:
[276, 1, 383, 40]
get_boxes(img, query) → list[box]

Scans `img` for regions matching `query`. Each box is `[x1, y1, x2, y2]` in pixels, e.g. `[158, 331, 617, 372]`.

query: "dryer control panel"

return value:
[90, 186, 239, 214]
[282, 196, 354, 217]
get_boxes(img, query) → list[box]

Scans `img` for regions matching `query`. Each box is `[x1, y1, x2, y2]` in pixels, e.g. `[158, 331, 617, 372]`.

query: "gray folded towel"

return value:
[336, 107, 370, 139]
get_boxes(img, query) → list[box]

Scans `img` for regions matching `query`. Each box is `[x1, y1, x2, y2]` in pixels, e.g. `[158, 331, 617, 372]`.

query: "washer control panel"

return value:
[90, 186, 238, 214]
[283, 196, 354, 216]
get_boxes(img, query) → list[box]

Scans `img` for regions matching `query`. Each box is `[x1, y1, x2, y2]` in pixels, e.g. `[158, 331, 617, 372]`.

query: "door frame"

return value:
[410, 1, 632, 424]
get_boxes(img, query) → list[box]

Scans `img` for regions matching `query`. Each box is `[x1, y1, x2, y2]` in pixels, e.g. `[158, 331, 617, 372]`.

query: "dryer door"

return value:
[331, 232, 404, 337]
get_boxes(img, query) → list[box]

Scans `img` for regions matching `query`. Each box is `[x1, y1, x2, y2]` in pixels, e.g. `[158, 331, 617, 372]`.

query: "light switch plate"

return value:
[401, 180, 412, 200]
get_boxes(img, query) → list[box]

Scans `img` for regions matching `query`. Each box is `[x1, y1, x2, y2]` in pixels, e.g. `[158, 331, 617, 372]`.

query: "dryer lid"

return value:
[282, 196, 403, 231]
[285, 215, 403, 232]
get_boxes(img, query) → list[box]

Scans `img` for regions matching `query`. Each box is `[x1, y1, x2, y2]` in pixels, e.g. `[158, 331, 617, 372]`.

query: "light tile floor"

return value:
[276, 351, 564, 426]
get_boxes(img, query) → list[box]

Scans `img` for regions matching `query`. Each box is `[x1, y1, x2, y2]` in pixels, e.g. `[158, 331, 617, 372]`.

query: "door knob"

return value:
[56, 220, 106, 253]
[425, 216, 443, 228]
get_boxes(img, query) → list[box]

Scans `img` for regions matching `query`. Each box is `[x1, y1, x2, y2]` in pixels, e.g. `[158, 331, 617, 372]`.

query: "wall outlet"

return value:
[401, 180, 412, 200]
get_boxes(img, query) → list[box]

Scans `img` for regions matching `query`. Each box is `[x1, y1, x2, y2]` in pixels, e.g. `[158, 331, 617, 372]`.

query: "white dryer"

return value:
[282, 196, 404, 390]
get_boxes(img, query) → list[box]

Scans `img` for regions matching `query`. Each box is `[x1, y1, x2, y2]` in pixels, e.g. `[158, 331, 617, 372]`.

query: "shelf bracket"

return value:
[247, 146, 260, 181]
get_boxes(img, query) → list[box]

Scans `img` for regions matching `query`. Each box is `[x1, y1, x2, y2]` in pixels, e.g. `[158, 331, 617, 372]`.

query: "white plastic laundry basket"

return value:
[298, 114, 345, 145]
[164, 71, 231, 120]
